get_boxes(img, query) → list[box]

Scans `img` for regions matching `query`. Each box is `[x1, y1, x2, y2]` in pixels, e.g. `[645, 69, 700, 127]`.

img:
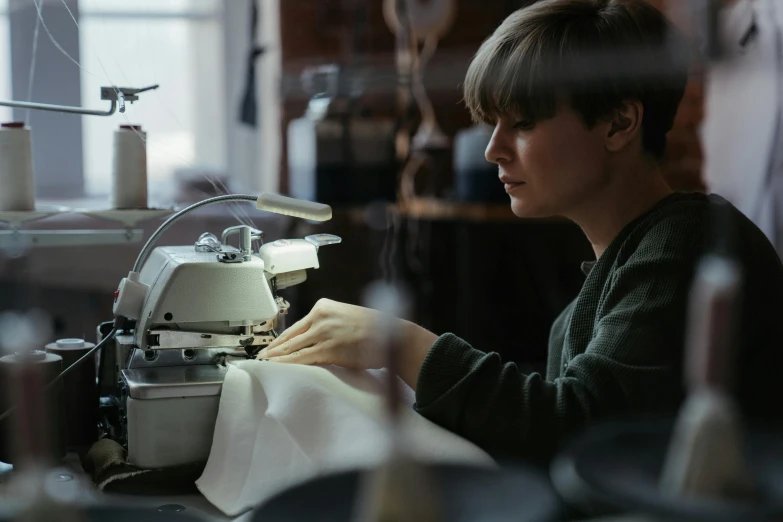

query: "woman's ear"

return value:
[606, 100, 644, 153]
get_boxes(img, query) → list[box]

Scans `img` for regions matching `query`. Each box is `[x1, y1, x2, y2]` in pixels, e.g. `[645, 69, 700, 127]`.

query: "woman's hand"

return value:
[257, 298, 438, 389]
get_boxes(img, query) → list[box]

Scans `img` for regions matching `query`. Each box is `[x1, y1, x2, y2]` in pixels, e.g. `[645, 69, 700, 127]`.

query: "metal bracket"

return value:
[219, 225, 264, 262]
[146, 330, 276, 351]
[125, 345, 247, 370]
[0, 85, 159, 117]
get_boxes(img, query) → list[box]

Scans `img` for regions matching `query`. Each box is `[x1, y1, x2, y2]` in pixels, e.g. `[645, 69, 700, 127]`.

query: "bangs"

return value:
[463, 23, 559, 125]
[460, 0, 688, 159]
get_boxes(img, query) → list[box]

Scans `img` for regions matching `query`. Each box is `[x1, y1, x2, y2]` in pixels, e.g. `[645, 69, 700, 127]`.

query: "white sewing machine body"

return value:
[105, 226, 340, 469]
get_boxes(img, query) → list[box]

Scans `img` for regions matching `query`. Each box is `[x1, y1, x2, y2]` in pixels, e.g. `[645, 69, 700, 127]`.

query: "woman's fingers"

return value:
[266, 315, 313, 350]
[266, 346, 324, 365]
[260, 328, 319, 359]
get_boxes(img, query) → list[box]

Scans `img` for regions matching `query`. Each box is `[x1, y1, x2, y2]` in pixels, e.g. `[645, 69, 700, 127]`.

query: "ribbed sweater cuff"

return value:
[415, 332, 487, 409]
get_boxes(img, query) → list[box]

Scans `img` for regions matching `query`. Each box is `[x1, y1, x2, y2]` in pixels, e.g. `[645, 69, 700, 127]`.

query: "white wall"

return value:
[223, 0, 281, 196]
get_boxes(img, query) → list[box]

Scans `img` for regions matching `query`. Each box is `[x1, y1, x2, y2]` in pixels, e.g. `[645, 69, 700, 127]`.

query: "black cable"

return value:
[96, 320, 119, 394]
[0, 328, 118, 423]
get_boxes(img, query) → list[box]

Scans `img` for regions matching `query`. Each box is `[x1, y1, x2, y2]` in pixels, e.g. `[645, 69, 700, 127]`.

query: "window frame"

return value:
[3, 0, 280, 201]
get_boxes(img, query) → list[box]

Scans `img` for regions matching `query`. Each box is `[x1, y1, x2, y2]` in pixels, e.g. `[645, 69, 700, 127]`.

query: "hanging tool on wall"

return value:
[240, 0, 267, 127]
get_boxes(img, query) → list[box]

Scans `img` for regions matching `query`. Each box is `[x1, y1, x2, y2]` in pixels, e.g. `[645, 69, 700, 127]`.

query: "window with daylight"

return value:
[78, 0, 226, 202]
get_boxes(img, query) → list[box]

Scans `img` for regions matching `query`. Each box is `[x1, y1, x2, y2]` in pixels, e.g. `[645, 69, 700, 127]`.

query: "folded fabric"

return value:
[82, 438, 204, 496]
[196, 361, 495, 517]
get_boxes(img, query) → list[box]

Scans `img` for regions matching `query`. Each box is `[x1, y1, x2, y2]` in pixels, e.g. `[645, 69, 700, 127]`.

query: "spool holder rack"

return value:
[0, 85, 159, 117]
[0, 85, 166, 249]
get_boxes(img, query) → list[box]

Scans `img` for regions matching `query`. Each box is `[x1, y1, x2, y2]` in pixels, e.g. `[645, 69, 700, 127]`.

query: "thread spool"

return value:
[45, 338, 97, 450]
[0, 350, 65, 465]
[0, 121, 35, 212]
[684, 255, 742, 392]
[111, 124, 148, 209]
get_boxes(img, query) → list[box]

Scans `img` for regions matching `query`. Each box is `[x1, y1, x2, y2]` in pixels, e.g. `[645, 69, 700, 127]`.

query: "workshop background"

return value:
[0, 0, 704, 373]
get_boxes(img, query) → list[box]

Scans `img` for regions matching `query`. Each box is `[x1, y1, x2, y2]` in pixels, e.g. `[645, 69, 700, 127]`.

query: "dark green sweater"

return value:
[413, 192, 783, 465]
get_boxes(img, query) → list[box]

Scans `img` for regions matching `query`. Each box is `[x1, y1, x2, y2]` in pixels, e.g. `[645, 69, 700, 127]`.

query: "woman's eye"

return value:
[513, 120, 535, 130]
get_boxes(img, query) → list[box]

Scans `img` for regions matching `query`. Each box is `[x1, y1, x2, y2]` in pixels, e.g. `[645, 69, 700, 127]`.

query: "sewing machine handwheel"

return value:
[550, 419, 783, 521]
[251, 462, 562, 522]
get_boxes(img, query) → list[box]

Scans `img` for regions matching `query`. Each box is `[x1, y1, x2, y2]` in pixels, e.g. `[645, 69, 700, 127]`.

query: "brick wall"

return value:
[648, 0, 706, 192]
[279, 0, 705, 193]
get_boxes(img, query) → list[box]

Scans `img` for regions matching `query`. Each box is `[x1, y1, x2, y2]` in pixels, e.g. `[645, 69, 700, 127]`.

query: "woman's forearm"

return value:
[398, 320, 438, 391]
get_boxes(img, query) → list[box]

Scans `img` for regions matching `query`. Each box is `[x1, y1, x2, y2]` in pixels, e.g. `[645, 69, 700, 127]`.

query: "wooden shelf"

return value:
[333, 198, 572, 223]
[398, 197, 518, 221]
[330, 198, 576, 224]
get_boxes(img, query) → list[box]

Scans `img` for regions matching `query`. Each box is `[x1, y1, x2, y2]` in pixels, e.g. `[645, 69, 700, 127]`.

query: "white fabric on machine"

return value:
[702, 0, 783, 255]
[195, 360, 494, 517]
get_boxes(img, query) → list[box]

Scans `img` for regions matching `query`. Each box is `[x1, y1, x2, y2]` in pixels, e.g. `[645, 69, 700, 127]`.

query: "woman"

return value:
[259, 0, 783, 465]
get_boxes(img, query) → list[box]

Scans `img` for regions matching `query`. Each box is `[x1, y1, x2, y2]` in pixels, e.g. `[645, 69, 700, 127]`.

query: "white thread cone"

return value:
[0, 122, 35, 212]
[111, 125, 147, 209]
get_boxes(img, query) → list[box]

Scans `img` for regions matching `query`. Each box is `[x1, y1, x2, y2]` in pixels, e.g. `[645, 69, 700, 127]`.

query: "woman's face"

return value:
[485, 105, 612, 219]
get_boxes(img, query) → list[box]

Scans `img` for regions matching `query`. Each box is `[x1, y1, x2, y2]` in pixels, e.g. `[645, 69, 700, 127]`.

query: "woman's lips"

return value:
[504, 182, 526, 193]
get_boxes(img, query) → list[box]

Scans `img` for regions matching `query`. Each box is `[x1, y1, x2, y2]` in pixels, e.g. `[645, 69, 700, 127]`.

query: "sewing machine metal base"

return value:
[100, 329, 247, 469]
[122, 365, 227, 469]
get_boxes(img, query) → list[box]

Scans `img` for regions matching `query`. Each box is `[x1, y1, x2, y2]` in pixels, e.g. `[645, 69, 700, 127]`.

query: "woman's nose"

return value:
[485, 124, 511, 164]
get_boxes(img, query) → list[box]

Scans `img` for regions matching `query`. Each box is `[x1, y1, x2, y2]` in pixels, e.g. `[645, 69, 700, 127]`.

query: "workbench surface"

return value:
[0, 455, 251, 521]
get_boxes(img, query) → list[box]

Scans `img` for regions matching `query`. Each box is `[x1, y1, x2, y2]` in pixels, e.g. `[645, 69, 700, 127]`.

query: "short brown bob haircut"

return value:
[464, 0, 688, 159]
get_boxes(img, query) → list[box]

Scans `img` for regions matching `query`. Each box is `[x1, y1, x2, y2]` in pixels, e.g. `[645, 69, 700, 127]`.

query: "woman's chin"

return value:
[510, 198, 544, 218]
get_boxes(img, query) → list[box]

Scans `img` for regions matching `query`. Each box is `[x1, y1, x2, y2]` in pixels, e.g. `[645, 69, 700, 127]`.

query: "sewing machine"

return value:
[97, 195, 340, 470]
